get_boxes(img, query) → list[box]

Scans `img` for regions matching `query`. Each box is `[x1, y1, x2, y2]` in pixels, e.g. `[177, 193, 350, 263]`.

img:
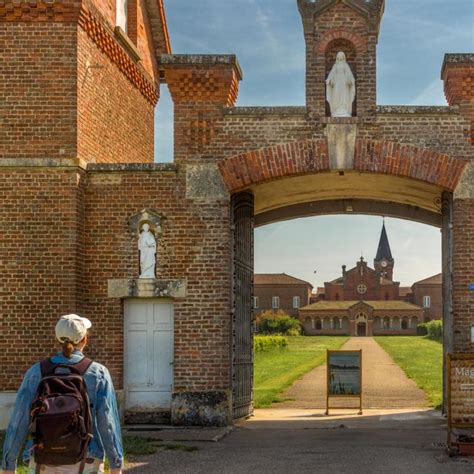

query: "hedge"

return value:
[417, 320, 442, 342]
[257, 310, 302, 336]
[254, 335, 288, 352]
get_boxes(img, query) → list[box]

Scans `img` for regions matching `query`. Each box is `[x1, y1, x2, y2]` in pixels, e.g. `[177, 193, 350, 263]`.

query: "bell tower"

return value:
[297, 0, 385, 118]
[374, 221, 394, 280]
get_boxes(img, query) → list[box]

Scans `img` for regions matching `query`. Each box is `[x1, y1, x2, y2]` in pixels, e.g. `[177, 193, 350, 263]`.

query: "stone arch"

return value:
[218, 139, 466, 194]
[401, 317, 409, 330]
[315, 318, 322, 330]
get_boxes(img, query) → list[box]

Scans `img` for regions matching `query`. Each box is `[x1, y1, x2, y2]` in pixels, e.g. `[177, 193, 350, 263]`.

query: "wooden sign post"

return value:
[326, 349, 362, 415]
[447, 354, 474, 456]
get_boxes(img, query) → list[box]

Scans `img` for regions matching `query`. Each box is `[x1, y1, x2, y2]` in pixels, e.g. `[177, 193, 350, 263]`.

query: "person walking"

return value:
[1, 314, 124, 474]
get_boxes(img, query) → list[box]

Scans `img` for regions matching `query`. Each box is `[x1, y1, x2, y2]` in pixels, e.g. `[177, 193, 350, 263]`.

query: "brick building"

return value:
[410, 273, 443, 322]
[1, 0, 473, 426]
[253, 274, 313, 317]
[300, 222, 424, 336]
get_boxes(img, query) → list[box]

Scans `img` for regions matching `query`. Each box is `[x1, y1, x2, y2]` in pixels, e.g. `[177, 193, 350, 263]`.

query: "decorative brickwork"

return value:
[0, 0, 81, 22]
[218, 139, 466, 193]
[218, 139, 330, 192]
[162, 55, 242, 106]
[442, 54, 474, 144]
[354, 139, 467, 191]
[78, 8, 158, 105]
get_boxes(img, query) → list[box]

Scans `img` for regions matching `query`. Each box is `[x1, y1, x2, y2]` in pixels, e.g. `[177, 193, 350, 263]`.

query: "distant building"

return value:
[253, 274, 313, 317]
[298, 222, 428, 336]
[299, 300, 423, 337]
[410, 273, 443, 321]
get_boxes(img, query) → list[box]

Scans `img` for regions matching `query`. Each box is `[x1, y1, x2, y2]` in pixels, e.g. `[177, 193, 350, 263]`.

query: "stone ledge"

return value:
[223, 106, 307, 116]
[0, 158, 87, 168]
[108, 279, 187, 298]
[376, 105, 458, 115]
[441, 53, 474, 78]
[87, 163, 177, 172]
[160, 54, 243, 80]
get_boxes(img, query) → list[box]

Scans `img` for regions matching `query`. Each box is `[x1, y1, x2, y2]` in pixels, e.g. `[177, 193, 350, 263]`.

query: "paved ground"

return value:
[279, 337, 429, 409]
[124, 410, 474, 473]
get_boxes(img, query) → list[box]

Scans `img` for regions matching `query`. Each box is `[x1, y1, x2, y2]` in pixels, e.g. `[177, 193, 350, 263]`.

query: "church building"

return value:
[299, 223, 424, 336]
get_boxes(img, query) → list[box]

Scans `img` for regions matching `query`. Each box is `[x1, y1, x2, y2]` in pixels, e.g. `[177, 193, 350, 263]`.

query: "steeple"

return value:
[375, 222, 393, 262]
[374, 221, 394, 280]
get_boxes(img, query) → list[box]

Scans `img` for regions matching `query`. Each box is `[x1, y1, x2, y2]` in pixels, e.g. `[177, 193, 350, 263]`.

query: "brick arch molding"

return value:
[317, 30, 367, 53]
[218, 138, 467, 193]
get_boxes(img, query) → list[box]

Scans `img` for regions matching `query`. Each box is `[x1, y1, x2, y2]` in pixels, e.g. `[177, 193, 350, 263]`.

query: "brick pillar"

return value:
[446, 55, 474, 352]
[452, 190, 474, 352]
[161, 55, 242, 163]
[442, 54, 474, 144]
[159, 55, 242, 426]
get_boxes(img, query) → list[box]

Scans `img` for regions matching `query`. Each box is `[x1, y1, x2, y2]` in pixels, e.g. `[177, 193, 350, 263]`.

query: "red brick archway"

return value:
[218, 139, 467, 193]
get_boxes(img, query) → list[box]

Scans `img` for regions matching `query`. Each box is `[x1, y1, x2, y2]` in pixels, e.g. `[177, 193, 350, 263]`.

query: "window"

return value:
[401, 319, 408, 330]
[116, 0, 128, 31]
[293, 296, 301, 309]
[423, 296, 431, 308]
[316, 319, 322, 330]
[357, 284, 367, 295]
[272, 296, 280, 309]
[253, 296, 259, 309]
[334, 318, 341, 329]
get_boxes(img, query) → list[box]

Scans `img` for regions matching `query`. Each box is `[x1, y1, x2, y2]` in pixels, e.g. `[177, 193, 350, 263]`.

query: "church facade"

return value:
[299, 223, 424, 336]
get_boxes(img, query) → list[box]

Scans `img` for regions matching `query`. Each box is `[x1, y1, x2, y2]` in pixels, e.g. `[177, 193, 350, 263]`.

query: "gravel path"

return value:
[278, 337, 429, 409]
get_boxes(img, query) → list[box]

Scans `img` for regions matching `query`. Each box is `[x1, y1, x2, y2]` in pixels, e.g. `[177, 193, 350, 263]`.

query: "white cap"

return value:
[55, 314, 92, 345]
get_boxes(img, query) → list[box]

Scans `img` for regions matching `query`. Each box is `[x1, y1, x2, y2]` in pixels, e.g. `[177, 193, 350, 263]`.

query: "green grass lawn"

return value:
[254, 335, 348, 408]
[374, 336, 443, 408]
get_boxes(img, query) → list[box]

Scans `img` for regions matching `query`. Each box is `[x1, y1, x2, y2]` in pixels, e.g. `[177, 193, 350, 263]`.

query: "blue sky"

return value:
[155, 0, 473, 287]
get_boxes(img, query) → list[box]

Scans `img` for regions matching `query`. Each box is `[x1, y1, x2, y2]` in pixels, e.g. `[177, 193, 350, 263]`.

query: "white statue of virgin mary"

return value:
[138, 223, 157, 278]
[326, 51, 356, 117]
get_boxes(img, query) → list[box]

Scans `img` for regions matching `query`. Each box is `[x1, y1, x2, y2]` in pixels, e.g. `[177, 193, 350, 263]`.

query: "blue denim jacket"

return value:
[1, 351, 124, 470]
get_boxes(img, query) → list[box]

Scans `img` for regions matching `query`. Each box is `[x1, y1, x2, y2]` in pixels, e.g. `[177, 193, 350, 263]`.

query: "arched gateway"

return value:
[0, 0, 473, 428]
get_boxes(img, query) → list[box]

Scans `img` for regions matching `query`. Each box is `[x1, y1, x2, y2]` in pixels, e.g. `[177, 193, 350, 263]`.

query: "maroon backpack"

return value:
[29, 358, 94, 470]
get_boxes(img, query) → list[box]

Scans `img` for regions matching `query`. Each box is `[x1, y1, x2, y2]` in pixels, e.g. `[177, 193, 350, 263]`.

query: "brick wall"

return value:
[0, 168, 84, 389]
[0, 23, 77, 160]
[453, 198, 474, 352]
[77, 26, 155, 164]
[82, 166, 232, 391]
[411, 284, 443, 321]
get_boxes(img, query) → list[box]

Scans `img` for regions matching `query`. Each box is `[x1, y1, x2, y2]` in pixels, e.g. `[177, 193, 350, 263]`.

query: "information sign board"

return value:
[326, 350, 362, 415]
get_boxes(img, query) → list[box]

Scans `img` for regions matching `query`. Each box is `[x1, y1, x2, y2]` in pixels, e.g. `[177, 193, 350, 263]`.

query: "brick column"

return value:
[452, 179, 474, 352]
[161, 55, 243, 163]
[442, 54, 474, 144]
[444, 55, 474, 352]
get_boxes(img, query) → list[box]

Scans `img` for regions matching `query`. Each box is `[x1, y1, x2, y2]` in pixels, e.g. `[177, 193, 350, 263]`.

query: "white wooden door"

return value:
[124, 299, 174, 411]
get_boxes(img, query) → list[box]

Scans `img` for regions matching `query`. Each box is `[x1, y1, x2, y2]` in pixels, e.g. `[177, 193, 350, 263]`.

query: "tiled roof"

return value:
[254, 273, 313, 287]
[412, 273, 442, 286]
[300, 300, 423, 311]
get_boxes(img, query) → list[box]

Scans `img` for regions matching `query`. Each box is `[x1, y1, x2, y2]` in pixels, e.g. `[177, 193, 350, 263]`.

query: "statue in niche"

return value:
[138, 223, 157, 278]
[326, 51, 356, 117]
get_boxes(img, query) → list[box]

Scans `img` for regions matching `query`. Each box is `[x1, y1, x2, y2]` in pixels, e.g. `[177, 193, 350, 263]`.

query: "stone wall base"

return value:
[171, 391, 231, 427]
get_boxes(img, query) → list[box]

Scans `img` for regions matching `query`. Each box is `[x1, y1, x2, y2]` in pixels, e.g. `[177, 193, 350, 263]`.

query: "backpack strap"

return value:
[40, 357, 93, 377]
